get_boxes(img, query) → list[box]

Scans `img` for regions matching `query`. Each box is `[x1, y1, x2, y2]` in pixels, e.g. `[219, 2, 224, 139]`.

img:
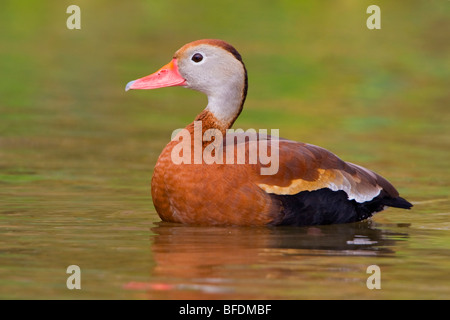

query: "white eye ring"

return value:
[191, 52, 206, 64]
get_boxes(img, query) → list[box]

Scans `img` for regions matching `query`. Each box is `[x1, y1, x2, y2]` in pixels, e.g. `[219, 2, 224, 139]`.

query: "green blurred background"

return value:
[0, 0, 449, 299]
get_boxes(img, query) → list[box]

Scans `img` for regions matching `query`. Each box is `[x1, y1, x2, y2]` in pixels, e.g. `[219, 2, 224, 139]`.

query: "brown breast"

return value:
[150, 111, 278, 226]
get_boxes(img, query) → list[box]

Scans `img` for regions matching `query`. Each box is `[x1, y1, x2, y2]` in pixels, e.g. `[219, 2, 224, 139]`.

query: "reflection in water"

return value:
[126, 221, 409, 299]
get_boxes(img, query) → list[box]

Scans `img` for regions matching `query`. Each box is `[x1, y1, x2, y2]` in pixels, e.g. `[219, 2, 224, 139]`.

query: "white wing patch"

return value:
[258, 168, 382, 203]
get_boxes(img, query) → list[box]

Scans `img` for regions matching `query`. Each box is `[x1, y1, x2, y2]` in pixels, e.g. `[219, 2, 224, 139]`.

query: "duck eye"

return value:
[191, 53, 203, 63]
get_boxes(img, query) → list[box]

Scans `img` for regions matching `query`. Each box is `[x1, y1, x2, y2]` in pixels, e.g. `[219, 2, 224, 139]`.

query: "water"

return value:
[0, 1, 449, 299]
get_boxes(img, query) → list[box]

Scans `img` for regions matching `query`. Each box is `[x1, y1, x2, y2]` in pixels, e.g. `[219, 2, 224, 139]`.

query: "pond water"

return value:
[0, 1, 449, 299]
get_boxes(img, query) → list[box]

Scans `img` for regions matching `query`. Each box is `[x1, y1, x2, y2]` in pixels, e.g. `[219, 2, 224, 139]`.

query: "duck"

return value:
[125, 39, 412, 226]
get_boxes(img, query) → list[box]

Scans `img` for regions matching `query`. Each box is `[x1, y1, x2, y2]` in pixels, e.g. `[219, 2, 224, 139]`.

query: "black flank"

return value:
[271, 188, 412, 226]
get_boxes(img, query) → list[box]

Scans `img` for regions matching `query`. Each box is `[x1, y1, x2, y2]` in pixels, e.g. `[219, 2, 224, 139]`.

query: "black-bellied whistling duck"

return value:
[126, 39, 412, 226]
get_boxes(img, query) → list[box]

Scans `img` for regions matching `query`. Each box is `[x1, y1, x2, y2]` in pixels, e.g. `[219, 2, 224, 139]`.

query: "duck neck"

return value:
[199, 61, 248, 130]
[180, 80, 248, 151]
[187, 89, 244, 148]
[203, 85, 246, 130]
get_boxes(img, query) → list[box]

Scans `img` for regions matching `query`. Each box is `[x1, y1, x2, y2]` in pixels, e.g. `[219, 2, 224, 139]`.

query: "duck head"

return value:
[126, 39, 248, 128]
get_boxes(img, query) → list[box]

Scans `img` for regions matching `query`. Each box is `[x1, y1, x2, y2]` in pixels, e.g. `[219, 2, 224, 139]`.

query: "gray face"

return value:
[173, 43, 247, 125]
[175, 44, 246, 97]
